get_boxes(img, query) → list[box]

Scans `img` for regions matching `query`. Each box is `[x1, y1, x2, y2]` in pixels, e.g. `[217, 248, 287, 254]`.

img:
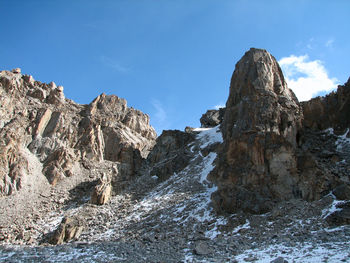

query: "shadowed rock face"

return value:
[200, 108, 226, 128]
[210, 48, 304, 214]
[0, 69, 156, 195]
[145, 130, 195, 181]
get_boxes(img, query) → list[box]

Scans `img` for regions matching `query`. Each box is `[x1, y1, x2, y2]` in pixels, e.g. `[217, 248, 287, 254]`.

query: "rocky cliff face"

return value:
[145, 129, 195, 181]
[302, 78, 350, 133]
[209, 48, 348, 214]
[209, 48, 303, 213]
[0, 69, 156, 196]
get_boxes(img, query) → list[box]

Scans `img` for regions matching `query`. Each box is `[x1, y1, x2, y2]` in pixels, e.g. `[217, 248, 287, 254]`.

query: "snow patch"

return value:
[325, 128, 350, 151]
[322, 193, 348, 219]
[194, 125, 223, 149]
[234, 242, 350, 262]
[232, 219, 251, 234]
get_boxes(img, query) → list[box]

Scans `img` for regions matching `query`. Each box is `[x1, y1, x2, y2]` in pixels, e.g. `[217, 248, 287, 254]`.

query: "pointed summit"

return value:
[210, 48, 303, 214]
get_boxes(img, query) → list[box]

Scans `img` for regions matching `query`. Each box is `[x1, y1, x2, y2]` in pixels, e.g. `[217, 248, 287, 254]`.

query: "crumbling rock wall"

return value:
[145, 130, 195, 181]
[0, 69, 156, 195]
[302, 78, 350, 133]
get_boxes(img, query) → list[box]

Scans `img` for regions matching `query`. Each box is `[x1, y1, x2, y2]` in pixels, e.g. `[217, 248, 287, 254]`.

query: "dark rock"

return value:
[194, 241, 211, 255]
[271, 257, 288, 263]
[326, 202, 350, 226]
[146, 130, 195, 181]
[333, 184, 350, 200]
[200, 108, 225, 128]
[210, 48, 303, 214]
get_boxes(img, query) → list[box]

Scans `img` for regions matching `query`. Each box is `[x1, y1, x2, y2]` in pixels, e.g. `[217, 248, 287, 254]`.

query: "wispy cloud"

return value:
[325, 38, 335, 48]
[150, 99, 168, 135]
[213, 103, 225, 110]
[306, 38, 315, 50]
[279, 55, 338, 101]
[99, 55, 130, 73]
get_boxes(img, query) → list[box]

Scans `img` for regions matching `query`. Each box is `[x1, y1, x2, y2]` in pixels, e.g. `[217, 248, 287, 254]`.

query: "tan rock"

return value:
[50, 216, 85, 244]
[0, 68, 157, 194]
[91, 174, 112, 205]
[11, 68, 21, 74]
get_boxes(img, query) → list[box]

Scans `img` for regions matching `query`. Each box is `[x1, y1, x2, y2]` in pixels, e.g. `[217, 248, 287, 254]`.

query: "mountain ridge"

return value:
[1, 49, 350, 262]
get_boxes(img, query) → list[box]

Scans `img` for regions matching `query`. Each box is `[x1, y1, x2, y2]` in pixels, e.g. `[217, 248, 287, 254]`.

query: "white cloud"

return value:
[151, 99, 166, 123]
[214, 103, 225, 110]
[325, 38, 335, 48]
[306, 38, 315, 50]
[100, 56, 130, 73]
[278, 55, 338, 101]
[150, 99, 168, 135]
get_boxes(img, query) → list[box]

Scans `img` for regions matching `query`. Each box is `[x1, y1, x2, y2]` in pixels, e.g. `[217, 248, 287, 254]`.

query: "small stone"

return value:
[194, 241, 211, 255]
[270, 257, 288, 263]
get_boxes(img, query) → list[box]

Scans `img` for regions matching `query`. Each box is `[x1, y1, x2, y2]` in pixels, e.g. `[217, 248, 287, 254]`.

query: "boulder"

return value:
[200, 108, 225, 128]
[326, 202, 350, 226]
[333, 184, 350, 200]
[50, 216, 85, 244]
[91, 174, 112, 205]
[194, 241, 211, 255]
[270, 257, 289, 263]
[11, 68, 21, 74]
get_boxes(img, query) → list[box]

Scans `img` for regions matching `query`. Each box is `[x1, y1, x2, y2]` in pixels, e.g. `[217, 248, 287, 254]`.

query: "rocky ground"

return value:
[1, 126, 350, 262]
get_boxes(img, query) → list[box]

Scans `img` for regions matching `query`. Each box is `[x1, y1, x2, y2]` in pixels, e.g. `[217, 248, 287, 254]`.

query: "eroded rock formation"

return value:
[145, 130, 195, 181]
[209, 48, 303, 213]
[302, 78, 350, 133]
[200, 108, 225, 128]
[209, 48, 348, 214]
[0, 69, 156, 196]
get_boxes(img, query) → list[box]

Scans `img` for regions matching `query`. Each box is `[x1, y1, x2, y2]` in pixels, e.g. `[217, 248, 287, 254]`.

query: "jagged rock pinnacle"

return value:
[210, 48, 304, 213]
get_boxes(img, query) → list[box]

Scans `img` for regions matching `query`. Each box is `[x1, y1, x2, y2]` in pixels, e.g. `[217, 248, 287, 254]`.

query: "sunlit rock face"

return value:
[210, 48, 304, 214]
[301, 78, 350, 133]
[0, 69, 156, 195]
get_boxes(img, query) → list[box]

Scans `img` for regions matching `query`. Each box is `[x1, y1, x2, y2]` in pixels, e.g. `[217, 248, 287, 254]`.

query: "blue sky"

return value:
[1, 0, 349, 134]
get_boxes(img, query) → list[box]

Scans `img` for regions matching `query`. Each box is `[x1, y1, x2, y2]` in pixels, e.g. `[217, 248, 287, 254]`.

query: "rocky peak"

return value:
[210, 48, 304, 213]
[0, 69, 156, 195]
[223, 48, 302, 147]
[200, 108, 225, 128]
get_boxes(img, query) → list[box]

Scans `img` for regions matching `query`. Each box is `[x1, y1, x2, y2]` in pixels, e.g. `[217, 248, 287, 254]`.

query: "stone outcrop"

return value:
[200, 108, 225, 128]
[302, 78, 350, 133]
[209, 48, 350, 214]
[49, 216, 86, 245]
[0, 69, 156, 196]
[145, 130, 195, 181]
[210, 48, 303, 213]
[90, 174, 112, 205]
